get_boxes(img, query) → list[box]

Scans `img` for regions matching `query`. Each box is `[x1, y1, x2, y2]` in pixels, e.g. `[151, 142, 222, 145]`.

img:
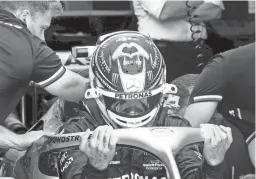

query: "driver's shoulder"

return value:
[61, 99, 105, 133]
[155, 107, 191, 127]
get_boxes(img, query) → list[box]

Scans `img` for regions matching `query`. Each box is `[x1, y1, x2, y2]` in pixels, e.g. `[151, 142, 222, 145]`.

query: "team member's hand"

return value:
[200, 124, 233, 166]
[79, 125, 117, 170]
[17, 131, 45, 150]
[191, 22, 207, 40]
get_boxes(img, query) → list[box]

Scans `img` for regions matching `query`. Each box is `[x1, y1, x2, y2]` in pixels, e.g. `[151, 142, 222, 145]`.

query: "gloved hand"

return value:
[200, 124, 233, 166]
[79, 125, 117, 170]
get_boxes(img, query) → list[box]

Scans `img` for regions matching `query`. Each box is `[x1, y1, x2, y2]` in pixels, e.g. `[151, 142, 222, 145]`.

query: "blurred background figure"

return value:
[169, 74, 199, 117]
[132, 0, 224, 82]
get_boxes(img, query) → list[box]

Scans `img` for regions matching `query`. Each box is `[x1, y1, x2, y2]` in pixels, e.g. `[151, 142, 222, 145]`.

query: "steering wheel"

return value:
[1, 127, 203, 179]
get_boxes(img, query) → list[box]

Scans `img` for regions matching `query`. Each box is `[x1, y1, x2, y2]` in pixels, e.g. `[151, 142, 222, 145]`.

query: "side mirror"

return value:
[71, 46, 96, 58]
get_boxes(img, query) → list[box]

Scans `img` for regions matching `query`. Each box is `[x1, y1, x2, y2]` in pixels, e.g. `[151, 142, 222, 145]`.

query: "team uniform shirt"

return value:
[0, 8, 66, 123]
[56, 99, 229, 179]
[132, 0, 224, 42]
[189, 43, 255, 139]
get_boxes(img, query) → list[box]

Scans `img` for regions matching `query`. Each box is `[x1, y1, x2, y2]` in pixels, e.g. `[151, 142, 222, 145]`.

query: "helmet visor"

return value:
[103, 93, 162, 118]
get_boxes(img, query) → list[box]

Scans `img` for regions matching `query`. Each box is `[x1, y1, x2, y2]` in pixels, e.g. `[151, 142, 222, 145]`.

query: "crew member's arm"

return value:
[0, 126, 43, 151]
[138, 0, 190, 21]
[44, 69, 90, 103]
[139, 0, 224, 21]
[184, 56, 227, 127]
[31, 41, 90, 103]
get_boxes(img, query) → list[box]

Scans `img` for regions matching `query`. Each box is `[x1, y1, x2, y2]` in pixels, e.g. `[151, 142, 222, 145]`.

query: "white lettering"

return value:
[123, 57, 142, 67]
[109, 172, 166, 179]
[99, 50, 111, 73]
[131, 173, 134, 179]
[145, 40, 154, 45]
[115, 91, 152, 100]
[147, 71, 153, 81]
[60, 152, 68, 165]
[95, 71, 115, 91]
[134, 173, 140, 179]
[61, 157, 73, 172]
[112, 73, 119, 84]
[102, 43, 108, 48]
[116, 37, 139, 42]
[122, 174, 129, 179]
[110, 161, 121, 164]
[152, 48, 159, 69]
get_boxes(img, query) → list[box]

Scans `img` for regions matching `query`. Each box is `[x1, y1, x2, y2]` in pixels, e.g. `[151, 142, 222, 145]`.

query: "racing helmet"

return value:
[85, 31, 177, 128]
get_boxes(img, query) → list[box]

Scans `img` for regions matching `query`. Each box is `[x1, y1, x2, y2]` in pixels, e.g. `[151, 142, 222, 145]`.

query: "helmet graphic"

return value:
[85, 31, 176, 128]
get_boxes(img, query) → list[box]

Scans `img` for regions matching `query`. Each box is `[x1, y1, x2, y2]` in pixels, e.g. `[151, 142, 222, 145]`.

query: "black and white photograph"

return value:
[0, 0, 255, 179]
